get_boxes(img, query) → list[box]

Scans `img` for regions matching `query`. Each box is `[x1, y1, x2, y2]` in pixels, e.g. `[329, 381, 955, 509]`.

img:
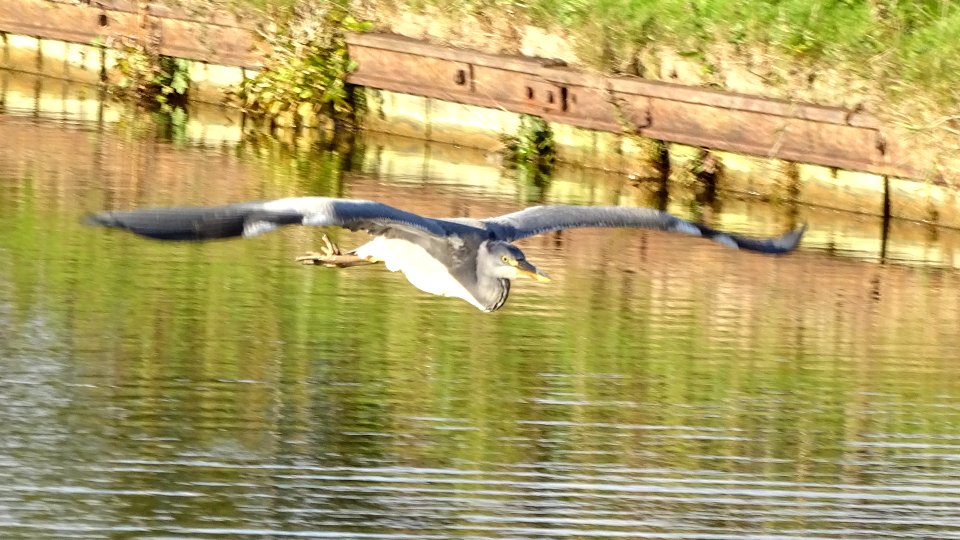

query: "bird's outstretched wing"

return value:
[484, 205, 806, 254]
[86, 197, 449, 240]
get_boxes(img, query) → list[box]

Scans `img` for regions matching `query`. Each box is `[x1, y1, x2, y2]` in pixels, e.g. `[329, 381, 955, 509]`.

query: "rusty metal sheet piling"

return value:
[0, 0, 260, 68]
[346, 32, 905, 179]
[0, 0, 926, 180]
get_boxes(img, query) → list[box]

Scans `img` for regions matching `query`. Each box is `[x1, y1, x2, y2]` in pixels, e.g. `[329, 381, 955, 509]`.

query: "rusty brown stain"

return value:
[345, 33, 910, 179]
[0, 0, 927, 181]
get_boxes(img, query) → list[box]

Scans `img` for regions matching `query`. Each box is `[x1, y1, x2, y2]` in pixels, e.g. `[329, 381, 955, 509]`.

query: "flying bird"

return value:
[87, 197, 806, 312]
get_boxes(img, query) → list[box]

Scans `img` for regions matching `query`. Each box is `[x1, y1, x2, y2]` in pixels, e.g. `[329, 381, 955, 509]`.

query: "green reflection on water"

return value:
[2, 112, 960, 537]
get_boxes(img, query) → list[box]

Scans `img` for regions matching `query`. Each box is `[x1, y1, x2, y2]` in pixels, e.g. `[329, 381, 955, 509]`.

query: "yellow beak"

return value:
[517, 259, 551, 283]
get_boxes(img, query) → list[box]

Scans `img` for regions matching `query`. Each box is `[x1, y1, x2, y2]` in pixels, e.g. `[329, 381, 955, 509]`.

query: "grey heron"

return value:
[87, 197, 806, 312]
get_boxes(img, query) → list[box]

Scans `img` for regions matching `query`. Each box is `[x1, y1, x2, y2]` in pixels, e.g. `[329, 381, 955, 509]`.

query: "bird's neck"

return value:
[473, 274, 510, 312]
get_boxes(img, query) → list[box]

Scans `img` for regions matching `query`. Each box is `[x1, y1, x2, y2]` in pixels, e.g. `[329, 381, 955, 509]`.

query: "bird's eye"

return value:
[501, 255, 510, 263]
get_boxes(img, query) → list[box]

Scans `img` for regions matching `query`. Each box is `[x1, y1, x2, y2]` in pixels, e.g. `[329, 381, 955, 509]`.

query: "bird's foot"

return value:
[296, 234, 371, 268]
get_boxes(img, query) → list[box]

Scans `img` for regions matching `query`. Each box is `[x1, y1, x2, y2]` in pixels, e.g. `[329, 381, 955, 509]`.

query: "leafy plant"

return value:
[234, 2, 371, 128]
[155, 106, 190, 145]
[111, 42, 190, 112]
[501, 115, 556, 171]
[500, 115, 557, 198]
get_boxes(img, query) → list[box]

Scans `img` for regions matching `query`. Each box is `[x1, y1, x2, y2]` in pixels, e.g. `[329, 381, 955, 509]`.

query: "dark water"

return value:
[2, 100, 960, 539]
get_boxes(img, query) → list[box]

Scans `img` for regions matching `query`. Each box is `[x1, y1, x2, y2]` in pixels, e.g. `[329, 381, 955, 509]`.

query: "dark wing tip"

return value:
[84, 212, 116, 228]
[759, 222, 807, 254]
[82, 206, 255, 241]
[780, 223, 808, 252]
[719, 222, 807, 254]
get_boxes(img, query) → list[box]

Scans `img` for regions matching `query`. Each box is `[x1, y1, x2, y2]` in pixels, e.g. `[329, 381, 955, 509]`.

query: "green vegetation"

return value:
[168, 0, 960, 111]
[500, 115, 557, 199]
[403, 0, 959, 108]
[111, 43, 191, 111]
[501, 115, 556, 171]
[146, 0, 959, 139]
[233, 2, 371, 128]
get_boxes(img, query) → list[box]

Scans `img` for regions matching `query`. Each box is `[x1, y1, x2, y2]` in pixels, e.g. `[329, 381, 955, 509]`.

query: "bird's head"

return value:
[482, 241, 551, 283]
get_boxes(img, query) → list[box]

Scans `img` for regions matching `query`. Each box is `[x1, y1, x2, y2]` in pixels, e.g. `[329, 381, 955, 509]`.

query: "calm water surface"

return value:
[2, 104, 960, 539]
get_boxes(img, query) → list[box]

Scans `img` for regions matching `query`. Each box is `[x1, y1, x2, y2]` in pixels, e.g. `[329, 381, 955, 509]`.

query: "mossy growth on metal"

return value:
[234, 2, 371, 129]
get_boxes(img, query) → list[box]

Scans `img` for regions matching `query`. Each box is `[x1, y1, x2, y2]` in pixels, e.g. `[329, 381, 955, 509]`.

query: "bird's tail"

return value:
[84, 203, 298, 241]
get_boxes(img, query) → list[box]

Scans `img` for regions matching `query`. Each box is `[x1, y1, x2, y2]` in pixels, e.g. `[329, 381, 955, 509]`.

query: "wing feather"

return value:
[86, 197, 450, 240]
[485, 205, 805, 254]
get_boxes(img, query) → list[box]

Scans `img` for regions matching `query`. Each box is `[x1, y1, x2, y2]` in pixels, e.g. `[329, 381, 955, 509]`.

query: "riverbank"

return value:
[347, 0, 958, 177]
[146, 0, 960, 182]
[4, 0, 957, 180]
[169, 0, 960, 115]
[360, 0, 960, 108]
[223, 0, 958, 183]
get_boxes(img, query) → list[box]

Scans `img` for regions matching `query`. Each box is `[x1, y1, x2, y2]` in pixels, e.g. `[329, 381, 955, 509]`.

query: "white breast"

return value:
[355, 237, 483, 310]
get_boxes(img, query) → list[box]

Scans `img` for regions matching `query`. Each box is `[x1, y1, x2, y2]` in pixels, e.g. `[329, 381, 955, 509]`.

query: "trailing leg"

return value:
[296, 234, 378, 268]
